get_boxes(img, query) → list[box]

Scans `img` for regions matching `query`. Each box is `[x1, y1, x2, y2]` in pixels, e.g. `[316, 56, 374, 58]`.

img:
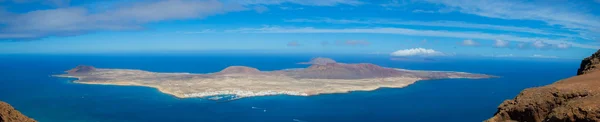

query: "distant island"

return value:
[55, 58, 493, 100]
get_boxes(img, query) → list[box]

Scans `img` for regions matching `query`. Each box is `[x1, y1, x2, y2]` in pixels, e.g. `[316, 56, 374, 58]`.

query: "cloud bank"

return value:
[530, 54, 559, 58]
[228, 26, 598, 49]
[285, 18, 580, 39]
[422, 0, 600, 41]
[462, 39, 478, 46]
[0, 0, 239, 40]
[390, 48, 443, 56]
[0, 0, 363, 40]
[336, 40, 369, 46]
[494, 39, 509, 47]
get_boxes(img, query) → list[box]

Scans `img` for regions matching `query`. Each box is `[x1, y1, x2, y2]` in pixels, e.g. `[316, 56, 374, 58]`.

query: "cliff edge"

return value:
[578, 50, 600, 75]
[0, 101, 36, 122]
[486, 49, 600, 122]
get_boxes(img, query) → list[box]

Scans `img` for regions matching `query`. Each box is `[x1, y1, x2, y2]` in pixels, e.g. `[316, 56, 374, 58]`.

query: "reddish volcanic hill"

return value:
[66, 65, 97, 74]
[290, 63, 406, 79]
[487, 49, 600, 122]
[65, 57, 485, 81]
[299, 57, 337, 65]
[0, 101, 36, 122]
[217, 66, 261, 74]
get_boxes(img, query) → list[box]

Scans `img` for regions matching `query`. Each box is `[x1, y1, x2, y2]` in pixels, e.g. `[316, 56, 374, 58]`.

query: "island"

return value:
[55, 58, 494, 100]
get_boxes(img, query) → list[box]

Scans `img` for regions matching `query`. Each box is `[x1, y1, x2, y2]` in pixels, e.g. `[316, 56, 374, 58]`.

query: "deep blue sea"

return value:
[0, 54, 579, 122]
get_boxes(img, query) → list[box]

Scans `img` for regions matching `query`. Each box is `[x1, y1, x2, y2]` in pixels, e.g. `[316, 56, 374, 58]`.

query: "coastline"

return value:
[54, 59, 493, 100]
[74, 81, 188, 98]
[56, 75, 187, 98]
[55, 75, 424, 99]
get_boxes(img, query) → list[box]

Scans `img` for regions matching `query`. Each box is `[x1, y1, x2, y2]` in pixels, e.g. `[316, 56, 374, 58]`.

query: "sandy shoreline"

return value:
[74, 81, 187, 98]
[55, 75, 422, 99]
[57, 75, 187, 98]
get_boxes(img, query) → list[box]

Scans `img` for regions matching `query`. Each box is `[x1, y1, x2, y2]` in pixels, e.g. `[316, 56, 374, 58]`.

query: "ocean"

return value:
[0, 54, 579, 122]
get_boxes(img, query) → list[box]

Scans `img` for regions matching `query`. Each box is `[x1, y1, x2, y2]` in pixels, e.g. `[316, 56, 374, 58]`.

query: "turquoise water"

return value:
[0, 54, 579, 122]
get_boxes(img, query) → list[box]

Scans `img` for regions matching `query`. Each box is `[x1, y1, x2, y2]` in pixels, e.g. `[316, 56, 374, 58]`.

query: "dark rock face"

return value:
[487, 49, 600, 122]
[218, 66, 260, 74]
[577, 50, 600, 75]
[0, 101, 36, 122]
[67, 65, 97, 74]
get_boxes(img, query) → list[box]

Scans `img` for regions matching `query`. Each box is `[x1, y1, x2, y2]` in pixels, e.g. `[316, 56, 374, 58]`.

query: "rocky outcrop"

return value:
[67, 65, 97, 74]
[487, 49, 600, 122]
[0, 101, 36, 122]
[578, 50, 600, 75]
[217, 66, 260, 74]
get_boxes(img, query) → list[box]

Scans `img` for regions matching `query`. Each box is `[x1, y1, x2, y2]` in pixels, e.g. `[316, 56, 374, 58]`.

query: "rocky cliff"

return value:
[0, 101, 36, 122]
[486, 49, 600, 122]
[578, 50, 600, 75]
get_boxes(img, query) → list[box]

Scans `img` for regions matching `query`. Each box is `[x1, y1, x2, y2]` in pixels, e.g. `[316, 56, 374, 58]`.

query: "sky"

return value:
[0, 0, 599, 59]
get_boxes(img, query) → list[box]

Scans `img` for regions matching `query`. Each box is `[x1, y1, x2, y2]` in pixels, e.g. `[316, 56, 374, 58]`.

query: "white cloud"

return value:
[495, 54, 514, 57]
[177, 29, 216, 34]
[234, 0, 363, 6]
[227, 26, 600, 49]
[0, 0, 363, 40]
[284, 18, 581, 39]
[380, 0, 407, 8]
[0, 33, 38, 38]
[336, 40, 370, 46]
[390, 48, 443, 56]
[494, 39, 509, 47]
[462, 39, 478, 46]
[532, 40, 547, 49]
[0, 0, 241, 40]
[279, 7, 304, 10]
[423, 0, 600, 41]
[555, 43, 570, 49]
[1, 0, 71, 7]
[483, 54, 515, 58]
[253, 5, 269, 13]
[530, 54, 558, 58]
[494, 39, 508, 47]
[412, 9, 436, 13]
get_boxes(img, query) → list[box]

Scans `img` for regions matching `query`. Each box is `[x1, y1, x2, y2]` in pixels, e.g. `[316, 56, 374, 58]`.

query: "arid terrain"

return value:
[56, 58, 493, 100]
[0, 101, 36, 122]
[487, 50, 600, 122]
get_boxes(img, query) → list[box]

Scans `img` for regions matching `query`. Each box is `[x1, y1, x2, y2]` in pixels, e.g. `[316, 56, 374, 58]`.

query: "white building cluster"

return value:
[183, 90, 309, 98]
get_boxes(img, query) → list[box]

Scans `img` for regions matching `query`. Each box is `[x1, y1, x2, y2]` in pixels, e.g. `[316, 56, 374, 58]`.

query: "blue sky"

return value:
[0, 0, 599, 59]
